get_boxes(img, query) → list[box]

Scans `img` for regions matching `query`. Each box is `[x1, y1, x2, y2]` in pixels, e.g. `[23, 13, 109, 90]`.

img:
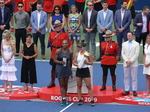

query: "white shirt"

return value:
[121, 9, 125, 27]
[1, 7, 4, 23]
[87, 9, 92, 28]
[103, 9, 107, 20]
[142, 13, 147, 33]
[121, 9, 125, 21]
[37, 11, 41, 27]
[77, 52, 88, 68]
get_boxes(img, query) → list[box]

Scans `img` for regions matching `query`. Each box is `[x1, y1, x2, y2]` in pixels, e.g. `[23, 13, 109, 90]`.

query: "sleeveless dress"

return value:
[143, 44, 150, 75]
[55, 49, 72, 78]
[68, 14, 80, 41]
[76, 51, 90, 78]
[51, 14, 65, 31]
[21, 43, 37, 83]
[0, 45, 17, 81]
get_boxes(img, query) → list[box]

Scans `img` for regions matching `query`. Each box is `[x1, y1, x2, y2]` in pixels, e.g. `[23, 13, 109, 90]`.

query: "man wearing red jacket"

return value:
[47, 20, 71, 88]
[100, 30, 119, 91]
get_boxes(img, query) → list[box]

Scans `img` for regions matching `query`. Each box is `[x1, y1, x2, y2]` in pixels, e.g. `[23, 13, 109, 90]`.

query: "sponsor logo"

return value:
[51, 95, 97, 102]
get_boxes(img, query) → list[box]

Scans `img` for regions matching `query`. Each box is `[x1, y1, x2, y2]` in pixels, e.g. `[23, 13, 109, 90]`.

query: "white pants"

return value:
[124, 67, 138, 91]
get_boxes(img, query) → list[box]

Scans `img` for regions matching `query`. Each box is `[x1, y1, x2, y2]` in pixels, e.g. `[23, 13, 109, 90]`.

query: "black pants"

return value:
[75, 1, 85, 14]
[130, 6, 136, 19]
[101, 64, 116, 76]
[62, 4, 69, 18]
[99, 33, 105, 58]
[136, 32, 148, 53]
[94, 2, 102, 11]
[33, 32, 45, 55]
[15, 29, 26, 53]
[108, 5, 117, 15]
[0, 30, 4, 53]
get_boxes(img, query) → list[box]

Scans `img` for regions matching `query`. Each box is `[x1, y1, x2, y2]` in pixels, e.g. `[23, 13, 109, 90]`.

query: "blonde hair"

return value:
[2, 30, 16, 51]
[69, 5, 78, 14]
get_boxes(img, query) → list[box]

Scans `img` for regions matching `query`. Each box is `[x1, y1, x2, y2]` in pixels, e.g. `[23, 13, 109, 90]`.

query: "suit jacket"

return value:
[121, 40, 140, 67]
[0, 7, 10, 30]
[97, 9, 113, 33]
[30, 10, 48, 34]
[134, 13, 149, 38]
[114, 9, 132, 32]
[82, 9, 97, 33]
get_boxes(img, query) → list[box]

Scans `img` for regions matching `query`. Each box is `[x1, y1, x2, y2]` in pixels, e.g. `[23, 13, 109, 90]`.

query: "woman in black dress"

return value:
[20, 34, 38, 91]
[54, 39, 73, 106]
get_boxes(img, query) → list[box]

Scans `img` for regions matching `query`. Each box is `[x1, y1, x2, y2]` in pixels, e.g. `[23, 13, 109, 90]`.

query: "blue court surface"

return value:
[0, 60, 149, 112]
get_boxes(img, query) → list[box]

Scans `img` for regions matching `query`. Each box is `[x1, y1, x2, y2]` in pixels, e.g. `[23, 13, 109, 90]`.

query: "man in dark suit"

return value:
[0, 0, 10, 53]
[82, 1, 97, 58]
[134, 6, 149, 53]
[114, 0, 132, 60]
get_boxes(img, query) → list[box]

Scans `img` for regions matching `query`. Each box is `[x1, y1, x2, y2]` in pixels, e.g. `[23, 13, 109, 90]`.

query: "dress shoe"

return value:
[47, 83, 55, 88]
[15, 53, 19, 56]
[117, 58, 121, 61]
[41, 55, 46, 59]
[96, 57, 101, 61]
[112, 85, 116, 91]
[133, 91, 137, 96]
[122, 91, 130, 95]
[100, 86, 106, 91]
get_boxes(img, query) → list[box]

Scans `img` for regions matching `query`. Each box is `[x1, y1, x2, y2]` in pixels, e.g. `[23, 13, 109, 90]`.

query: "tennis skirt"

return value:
[76, 67, 90, 78]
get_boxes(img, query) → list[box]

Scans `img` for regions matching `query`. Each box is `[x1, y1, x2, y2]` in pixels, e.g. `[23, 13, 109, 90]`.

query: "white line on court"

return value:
[60, 103, 74, 112]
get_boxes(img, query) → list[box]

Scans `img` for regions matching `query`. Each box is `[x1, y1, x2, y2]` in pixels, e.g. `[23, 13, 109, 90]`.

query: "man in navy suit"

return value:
[0, 0, 10, 53]
[134, 6, 149, 53]
[114, 0, 132, 60]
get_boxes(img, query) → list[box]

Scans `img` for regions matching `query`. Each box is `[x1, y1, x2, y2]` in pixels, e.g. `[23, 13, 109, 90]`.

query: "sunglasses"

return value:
[18, 6, 23, 8]
[87, 4, 93, 6]
[0, 2, 4, 4]
[77, 46, 82, 48]
[55, 9, 60, 11]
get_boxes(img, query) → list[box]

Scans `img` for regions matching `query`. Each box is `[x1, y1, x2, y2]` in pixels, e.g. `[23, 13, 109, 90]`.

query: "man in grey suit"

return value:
[121, 32, 140, 96]
[114, 0, 132, 61]
[31, 3, 47, 59]
[96, 1, 113, 61]
[82, 1, 97, 58]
